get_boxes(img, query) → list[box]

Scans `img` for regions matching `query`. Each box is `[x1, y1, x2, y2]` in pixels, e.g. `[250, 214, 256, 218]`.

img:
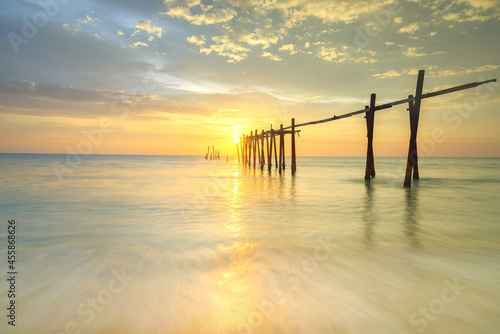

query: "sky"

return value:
[0, 0, 499, 157]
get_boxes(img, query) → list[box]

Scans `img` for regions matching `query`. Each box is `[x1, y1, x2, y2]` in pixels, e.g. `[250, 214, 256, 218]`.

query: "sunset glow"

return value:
[0, 1, 499, 156]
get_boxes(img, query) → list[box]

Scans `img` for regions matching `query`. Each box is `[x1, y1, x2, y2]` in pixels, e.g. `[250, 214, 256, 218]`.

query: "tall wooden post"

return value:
[253, 129, 257, 168]
[404, 70, 425, 187]
[267, 130, 271, 172]
[272, 128, 278, 168]
[249, 131, 253, 166]
[291, 118, 296, 175]
[364, 94, 376, 181]
[280, 124, 285, 170]
[260, 130, 265, 170]
[278, 124, 283, 173]
[256, 131, 261, 165]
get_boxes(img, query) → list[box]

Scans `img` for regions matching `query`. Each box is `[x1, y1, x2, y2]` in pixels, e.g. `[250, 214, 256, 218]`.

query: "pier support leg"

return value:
[291, 118, 296, 175]
[267, 132, 271, 172]
[273, 129, 278, 168]
[279, 124, 283, 174]
[249, 131, 253, 167]
[404, 70, 424, 187]
[253, 129, 257, 169]
[261, 130, 265, 170]
[364, 94, 376, 181]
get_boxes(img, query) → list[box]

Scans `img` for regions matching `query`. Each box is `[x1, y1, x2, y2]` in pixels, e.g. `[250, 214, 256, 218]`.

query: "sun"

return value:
[233, 138, 240, 144]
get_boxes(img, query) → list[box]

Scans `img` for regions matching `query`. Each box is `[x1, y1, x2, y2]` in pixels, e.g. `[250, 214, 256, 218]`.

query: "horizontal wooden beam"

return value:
[279, 78, 496, 131]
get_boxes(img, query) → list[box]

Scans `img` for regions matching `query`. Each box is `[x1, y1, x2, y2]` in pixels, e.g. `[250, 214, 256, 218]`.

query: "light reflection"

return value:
[205, 170, 260, 331]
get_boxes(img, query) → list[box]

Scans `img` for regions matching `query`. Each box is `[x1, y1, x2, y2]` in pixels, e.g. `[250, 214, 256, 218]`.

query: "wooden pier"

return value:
[236, 70, 496, 187]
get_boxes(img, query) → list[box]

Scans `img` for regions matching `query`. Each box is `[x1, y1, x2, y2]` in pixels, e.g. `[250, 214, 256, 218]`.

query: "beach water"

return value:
[0, 154, 499, 333]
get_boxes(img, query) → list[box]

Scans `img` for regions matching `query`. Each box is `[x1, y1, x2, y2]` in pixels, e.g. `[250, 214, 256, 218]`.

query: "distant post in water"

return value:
[278, 124, 283, 173]
[364, 94, 376, 181]
[404, 70, 425, 187]
[280, 124, 285, 170]
[291, 118, 296, 175]
[253, 129, 257, 168]
[249, 131, 253, 166]
[272, 127, 278, 168]
[260, 130, 265, 170]
[267, 129, 272, 172]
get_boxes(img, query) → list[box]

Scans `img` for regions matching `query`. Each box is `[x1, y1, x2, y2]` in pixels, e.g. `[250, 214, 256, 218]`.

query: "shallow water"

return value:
[0, 154, 499, 333]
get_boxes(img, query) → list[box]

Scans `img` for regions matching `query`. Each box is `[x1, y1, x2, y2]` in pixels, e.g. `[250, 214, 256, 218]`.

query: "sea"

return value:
[0, 154, 499, 334]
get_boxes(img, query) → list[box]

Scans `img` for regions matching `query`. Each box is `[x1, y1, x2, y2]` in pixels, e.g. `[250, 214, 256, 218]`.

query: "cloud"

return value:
[133, 20, 162, 38]
[279, 44, 298, 55]
[130, 41, 148, 48]
[161, 5, 236, 25]
[117, 30, 124, 36]
[187, 34, 206, 46]
[372, 70, 402, 78]
[261, 52, 282, 61]
[317, 46, 340, 63]
[199, 35, 250, 63]
[397, 22, 420, 34]
[94, 33, 104, 41]
[403, 47, 427, 57]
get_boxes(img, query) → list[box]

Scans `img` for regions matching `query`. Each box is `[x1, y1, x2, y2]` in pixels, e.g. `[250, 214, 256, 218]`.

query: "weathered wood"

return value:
[279, 78, 496, 132]
[404, 70, 425, 187]
[253, 129, 257, 168]
[261, 130, 265, 170]
[249, 131, 252, 166]
[272, 128, 278, 168]
[281, 124, 286, 170]
[278, 124, 283, 174]
[364, 94, 376, 181]
[256, 130, 261, 165]
[291, 118, 296, 175]
[266, 130, 271, 172]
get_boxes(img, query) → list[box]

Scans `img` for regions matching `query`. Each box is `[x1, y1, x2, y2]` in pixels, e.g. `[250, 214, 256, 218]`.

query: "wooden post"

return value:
[261, 130, 265, 170]
[267, 130, 271, 172]
[364, 94, 376, 181]
[280, 124, 285, 170]
[273, 128, 278, 168]
[278, 124, 283, 173]
[249, 131, 252, 166]
[256, 132, 261, 165]
[404, 70, 425, 187]
[291, 118, 296, 175]
[253, 129, 257, 168]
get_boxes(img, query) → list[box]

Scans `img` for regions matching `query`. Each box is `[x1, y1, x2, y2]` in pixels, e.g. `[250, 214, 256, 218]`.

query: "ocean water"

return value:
[0, 154, 499, 334]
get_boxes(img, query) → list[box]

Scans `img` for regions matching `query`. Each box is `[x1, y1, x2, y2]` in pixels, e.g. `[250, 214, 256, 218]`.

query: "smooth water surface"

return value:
[0, 154, 499, 333]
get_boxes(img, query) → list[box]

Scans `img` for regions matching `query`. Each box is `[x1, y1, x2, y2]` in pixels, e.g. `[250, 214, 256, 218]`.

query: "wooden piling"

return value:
[280, 124, 285, 170]
[404, 70, 425, 187]
[364, 94, 376, 181]
[260, 130, 265, 170]
[267, 130, 271, 172]
[253, 130, 257, 168]
[278, 124, 283, 173]
[291, 118, 296, 175]
[256, 132, 261, 165]
[249, 131, 253, 166]
[272, 128, 278, 168]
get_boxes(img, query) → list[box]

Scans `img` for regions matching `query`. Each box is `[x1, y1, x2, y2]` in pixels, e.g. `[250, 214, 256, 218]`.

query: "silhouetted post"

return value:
[364, 94, 376, 181]
[249, 131, 253, 166]
[253, 129, 257, 168]
[260, 130, 265, 170]
[278, 124, 283, 173]
[291, 118, 296, 175]
[280, 124, 285, 170]
[272, 128, 278, 168]
[267, 130, 271, 172]
[404, 70, 425, 187]
[256, 132, 261, 165]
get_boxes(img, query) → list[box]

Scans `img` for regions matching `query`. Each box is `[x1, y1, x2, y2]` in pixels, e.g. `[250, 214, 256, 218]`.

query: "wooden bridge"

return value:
[235, 70, 496, 187]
